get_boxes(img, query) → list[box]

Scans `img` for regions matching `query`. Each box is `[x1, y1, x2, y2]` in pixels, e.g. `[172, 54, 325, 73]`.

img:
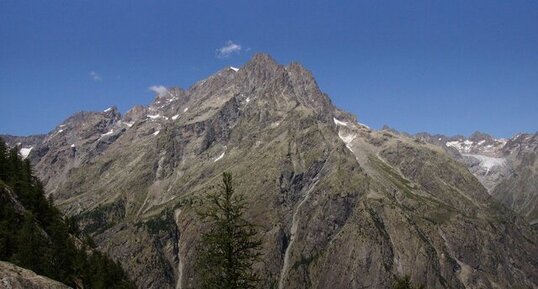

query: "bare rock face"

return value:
[0, 261, 71, 289]
[4, 54, 537, 289]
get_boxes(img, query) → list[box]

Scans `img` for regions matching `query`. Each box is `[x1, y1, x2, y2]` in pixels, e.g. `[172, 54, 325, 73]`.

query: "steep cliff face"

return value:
[4, 54, 537, 289]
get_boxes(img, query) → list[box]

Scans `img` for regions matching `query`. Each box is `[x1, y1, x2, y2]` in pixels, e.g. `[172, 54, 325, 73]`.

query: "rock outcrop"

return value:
[0, 261, 71, 289]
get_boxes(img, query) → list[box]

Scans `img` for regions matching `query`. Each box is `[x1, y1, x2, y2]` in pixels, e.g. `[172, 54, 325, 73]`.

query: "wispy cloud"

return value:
[89, 71, 102, 81]
[216, 40, 242, 58]
[149, 85, 168, 97]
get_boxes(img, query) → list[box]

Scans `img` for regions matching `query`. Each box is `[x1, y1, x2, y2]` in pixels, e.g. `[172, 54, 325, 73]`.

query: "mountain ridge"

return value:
[2, 53, 537, 289]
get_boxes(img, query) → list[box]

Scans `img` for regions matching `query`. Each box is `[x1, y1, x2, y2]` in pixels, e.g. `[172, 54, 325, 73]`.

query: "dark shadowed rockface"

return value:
[4, 54, 537, 289]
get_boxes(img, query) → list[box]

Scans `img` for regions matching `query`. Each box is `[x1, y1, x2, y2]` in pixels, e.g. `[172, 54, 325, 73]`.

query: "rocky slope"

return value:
[0, 141, 136, 289]
[0, 261, 72, 289]
[3, 54, 537, 289]
[416, 131, 538, 225]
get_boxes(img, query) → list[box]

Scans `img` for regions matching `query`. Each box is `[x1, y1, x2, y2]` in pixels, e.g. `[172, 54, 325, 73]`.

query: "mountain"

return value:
[3, 53, 537, 289]
[416, 131, 538, 225]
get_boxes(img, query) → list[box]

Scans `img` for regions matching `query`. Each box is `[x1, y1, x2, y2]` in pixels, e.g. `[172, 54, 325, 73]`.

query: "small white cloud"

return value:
[149, 85, 168, 97]
[216, 40, 242, 58]
[89, 71, 102, 81]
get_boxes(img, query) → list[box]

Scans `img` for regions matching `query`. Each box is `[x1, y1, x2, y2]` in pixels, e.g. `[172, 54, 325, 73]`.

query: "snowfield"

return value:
[463, 154, 506, 175]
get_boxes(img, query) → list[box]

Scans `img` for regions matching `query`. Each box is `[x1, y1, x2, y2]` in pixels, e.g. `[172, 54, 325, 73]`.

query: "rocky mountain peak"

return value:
[245, 52, 279, 69]
[227, 53, 333, 115]
[286, 61, 333, 113]
[469, 131, 494, 142]
[237, 53, 286, 88]
[503, 132, 538, 152]
[123, 105, 147, 123]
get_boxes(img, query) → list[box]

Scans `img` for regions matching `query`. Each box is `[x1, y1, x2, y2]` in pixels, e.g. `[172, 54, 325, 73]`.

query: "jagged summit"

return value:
[469, 131, 494, 142]
[246, 52, 279, 67]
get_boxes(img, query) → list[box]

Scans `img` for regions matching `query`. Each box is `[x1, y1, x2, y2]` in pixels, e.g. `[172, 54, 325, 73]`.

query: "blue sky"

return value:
[1, 0, 537, 137]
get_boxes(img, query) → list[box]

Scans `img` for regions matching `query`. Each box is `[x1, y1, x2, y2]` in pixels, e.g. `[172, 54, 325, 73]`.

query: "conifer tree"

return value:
[195, 172, 262, 289]
[0, 138, 136, 289]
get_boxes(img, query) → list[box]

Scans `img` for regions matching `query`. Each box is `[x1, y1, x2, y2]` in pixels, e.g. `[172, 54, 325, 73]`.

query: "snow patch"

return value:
[183, 107, 189, 112]
[246, 97, 250, 103]
[357, 122, 370, 129]
[70, 144, 76, 148]
[338, 131, 356, 152]
[214, 148, 227, 162]
[333, 117, 348, 127]
[49, 129, 64, 140]
[229, 66, 239, 72]
[19, 147, 33, 159]
[147, 114, 161, 120]
[103, 107, 113, 113]
[495, 138, 508, 146]
[153, 130, 160, 136]
[172, 114, 180, 120]
[124, 121, 135, 128]
[101, 129, 114, 137]
[446, 140, 473, 153]
[339, 132, 356, 144]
